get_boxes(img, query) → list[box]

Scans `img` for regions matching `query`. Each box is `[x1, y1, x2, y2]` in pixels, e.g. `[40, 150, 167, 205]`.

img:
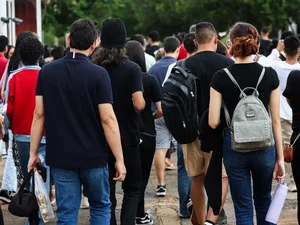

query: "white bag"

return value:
[34, 171, 55, 223]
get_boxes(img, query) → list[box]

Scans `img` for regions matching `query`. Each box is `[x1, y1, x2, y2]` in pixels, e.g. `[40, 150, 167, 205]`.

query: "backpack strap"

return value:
[176, 59, 186, 70]
[255, 67, 266, 90]
[223, 68, 246, 98]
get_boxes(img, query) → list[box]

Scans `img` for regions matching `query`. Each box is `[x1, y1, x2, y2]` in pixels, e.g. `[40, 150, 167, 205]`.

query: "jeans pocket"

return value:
[82, 167, 106, 181]
[52, 168, 74, 181]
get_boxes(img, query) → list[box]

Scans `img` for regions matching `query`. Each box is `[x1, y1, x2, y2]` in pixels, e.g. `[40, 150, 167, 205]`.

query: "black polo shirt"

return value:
[36, 52, 113, 168]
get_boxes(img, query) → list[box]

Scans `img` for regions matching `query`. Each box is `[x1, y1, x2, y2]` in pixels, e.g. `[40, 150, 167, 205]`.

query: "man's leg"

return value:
[154, 148, 168, 185]
[121, 147, 141, 225]
[154, 117, 172, 195]
[51, 168, 81, 225]
[183, 139, 210, 225]
[177, 144, 191, 217]
[281, 119, 297, 192]
[81, 166, 111, 225]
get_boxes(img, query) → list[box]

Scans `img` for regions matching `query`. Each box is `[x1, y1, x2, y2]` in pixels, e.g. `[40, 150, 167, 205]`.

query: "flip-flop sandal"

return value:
[165, 163, 177, 170]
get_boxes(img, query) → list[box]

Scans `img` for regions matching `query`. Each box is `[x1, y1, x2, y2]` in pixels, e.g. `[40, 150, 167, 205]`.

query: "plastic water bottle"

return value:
[265, 182, 288, 224]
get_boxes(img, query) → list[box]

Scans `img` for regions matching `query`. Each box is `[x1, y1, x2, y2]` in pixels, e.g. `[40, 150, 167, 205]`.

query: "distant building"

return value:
[0, 0, 42, 44]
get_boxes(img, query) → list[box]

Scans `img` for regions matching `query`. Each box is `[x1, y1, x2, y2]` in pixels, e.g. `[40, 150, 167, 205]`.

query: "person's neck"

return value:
[70, 48, 90, 57]
[285, 56, 298, 65]
[151, 42, 159, 46]
[187, 52, 195, 58]
[261, 35, 269, 41]
[0, 52, 4, 55]
[164, 53, 176, 59]
[197, 43, 215, 53]
[235, 55, 254, 64]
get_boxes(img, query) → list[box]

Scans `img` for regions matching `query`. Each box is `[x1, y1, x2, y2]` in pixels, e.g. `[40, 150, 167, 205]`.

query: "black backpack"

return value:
[162, 60, 199, 144]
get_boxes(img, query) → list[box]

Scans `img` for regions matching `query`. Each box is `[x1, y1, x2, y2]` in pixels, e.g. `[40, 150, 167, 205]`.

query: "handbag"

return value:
[8, 170, 39, 217]
[284, 133, 300, 163]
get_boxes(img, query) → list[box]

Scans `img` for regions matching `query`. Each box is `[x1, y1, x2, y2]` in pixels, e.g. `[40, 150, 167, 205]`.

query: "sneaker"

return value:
[0, 190, 12, 203]
[80, 195, 89, 209]
[288, 184, 297, 192]
[136, 211, 154, 225]
[187, 198, 193, 215]
[1, 154, 7, 159]
[156, 185, 166, 197]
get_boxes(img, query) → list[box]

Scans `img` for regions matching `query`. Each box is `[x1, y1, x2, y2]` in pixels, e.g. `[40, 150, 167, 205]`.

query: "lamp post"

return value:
[1, 17, 23, 24]
[1, 17, 23, 44]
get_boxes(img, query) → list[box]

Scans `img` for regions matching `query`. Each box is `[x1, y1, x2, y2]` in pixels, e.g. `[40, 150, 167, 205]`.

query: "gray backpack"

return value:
[223, 67, 274, 152]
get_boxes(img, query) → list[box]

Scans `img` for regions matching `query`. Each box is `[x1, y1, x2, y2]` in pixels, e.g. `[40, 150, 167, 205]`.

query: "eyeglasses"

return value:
[226, 39, 232, 48]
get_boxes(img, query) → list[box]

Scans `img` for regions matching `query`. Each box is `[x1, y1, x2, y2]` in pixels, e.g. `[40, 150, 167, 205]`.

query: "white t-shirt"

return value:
[271, 61, 300, 120]
[145, 52, 155, 72]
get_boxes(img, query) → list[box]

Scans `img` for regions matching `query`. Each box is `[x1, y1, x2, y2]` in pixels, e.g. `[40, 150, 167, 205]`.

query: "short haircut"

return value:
[70, 18, 98, 50]
[175, 32, 186, 43]
[284, 35, 300, 57]
[51, 46, 66, 60]
[281, 30, 294, 40]
[131, 34, 145, 46]
[261, 27, 269, 34]
[19, 37, 44, 65]
[183, 33, 197, 54]
[148, 31, 160, 42]
[0, 36, 8, 52]
[189, 24, 196, 33]
[163, 36, 180, 54]
[195, 22, 217, 44]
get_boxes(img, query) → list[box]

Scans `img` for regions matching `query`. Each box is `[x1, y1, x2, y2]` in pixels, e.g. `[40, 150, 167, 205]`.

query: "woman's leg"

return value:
[223, 129, 253, 225]
[136, 134, 156, 218]
[251, 146, 276, 225]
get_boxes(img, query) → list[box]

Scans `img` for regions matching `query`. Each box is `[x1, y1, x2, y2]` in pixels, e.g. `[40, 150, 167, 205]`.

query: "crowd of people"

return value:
[0, 17, 298, 225]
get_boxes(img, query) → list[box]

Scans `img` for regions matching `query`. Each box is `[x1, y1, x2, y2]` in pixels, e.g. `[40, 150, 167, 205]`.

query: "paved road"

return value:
[0, 153, 298, 225]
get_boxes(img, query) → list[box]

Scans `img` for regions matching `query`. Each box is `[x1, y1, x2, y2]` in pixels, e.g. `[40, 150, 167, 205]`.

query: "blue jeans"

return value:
[51, 166, 111, 225]
[223, 129, 276, 225]
[177, 144, 191, 217]
[16, 142, 50, 225]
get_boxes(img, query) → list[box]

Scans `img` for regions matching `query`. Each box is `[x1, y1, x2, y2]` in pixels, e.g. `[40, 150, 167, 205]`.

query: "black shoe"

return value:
[136, 211, 154, 224]
[0, 190, 12, 203]
[156, 185, 166, 197]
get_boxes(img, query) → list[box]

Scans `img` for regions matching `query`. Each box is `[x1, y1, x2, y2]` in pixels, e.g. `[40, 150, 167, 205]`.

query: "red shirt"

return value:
[0, 54, 8, 80]
[7, 66, 45, 136]
[177, 44, 187, 61]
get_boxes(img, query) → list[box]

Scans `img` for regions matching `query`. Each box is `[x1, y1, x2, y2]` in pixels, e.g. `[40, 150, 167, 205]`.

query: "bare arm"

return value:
[153, 101, 163, 119]
[99, 103, 126, 181]
[28, 96, 45, 171]
[208, 87, 222, 129]
[270, 87, 285, 180]
[132, 91, 145, 112]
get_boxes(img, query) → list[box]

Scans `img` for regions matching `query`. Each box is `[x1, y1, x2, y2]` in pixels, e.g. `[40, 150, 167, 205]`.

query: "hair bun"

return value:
[230, 35, 258, 58]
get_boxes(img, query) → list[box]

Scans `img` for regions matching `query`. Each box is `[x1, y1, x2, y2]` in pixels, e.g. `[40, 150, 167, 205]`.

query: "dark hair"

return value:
[70, 18, 98, 50]
[148, 31, 160, 42]
[261, 27, 269, 34]
[281, 30, 294, 40]
[92, 47, 127, 67]
[175, 32, 186, 43]
[284, 35, 300, 57]
[51, 46, 66, 60]
[125, 41, 147, 72]
[19, 37, 44, 66]
[163, 36, 180, 54]
[265, 38, 279, 56]
[64, 47, 70, 56]
[0, 36, 8, 52]
[216, 40, 228, 56]
[229, 22, 259, 58]
[44, 45, 50, 58]
[8, 31, 35, 73]
[183, 33, 197, 54]
[195, 22, 217, 44]
[130, 34, 145, 47]
[5, 45, 14, 59]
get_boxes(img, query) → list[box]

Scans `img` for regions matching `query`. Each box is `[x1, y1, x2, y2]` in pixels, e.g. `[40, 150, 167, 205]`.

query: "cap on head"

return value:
[101, 18, 127, 49]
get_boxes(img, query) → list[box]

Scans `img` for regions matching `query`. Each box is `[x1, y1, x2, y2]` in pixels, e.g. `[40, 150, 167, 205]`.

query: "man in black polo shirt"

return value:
[28, 19, 126, 225]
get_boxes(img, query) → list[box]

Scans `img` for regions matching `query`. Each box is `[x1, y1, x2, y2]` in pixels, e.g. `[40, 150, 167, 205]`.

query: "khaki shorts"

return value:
[182, 139, 227, 178]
